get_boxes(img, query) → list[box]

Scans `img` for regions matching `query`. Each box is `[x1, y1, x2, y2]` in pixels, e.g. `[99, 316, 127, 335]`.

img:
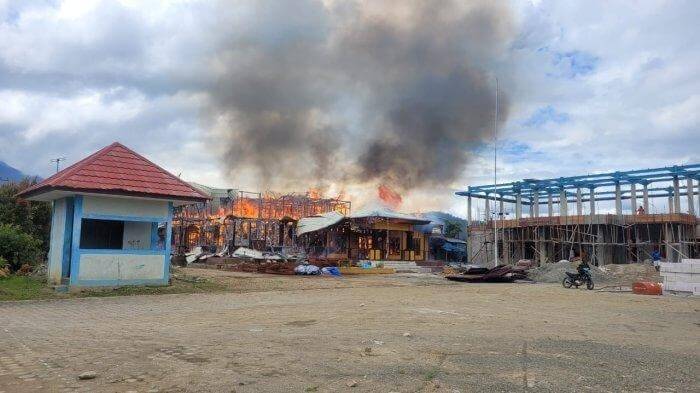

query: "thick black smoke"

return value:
[206, 0, 512, 192]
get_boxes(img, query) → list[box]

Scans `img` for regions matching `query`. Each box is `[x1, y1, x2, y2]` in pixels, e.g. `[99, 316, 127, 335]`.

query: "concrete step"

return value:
[379, 261, 434, 273]
[53, 285, 69, 293]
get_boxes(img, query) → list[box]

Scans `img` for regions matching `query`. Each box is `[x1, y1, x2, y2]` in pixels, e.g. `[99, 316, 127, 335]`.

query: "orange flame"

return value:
[378, 184, 402, 209]
[235, 198, 260, 218]
[307, 188, 322, 199]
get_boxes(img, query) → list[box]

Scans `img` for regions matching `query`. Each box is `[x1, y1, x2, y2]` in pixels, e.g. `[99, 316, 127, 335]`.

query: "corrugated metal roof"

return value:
[350, 207, 431, 224]
[296, 211, 345, 235]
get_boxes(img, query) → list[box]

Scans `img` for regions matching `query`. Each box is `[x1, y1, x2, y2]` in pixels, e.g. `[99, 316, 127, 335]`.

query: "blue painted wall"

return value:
[65, 195, 172, 288]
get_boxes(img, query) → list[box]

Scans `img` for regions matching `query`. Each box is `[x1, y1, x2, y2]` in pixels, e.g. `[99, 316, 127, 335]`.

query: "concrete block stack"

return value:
[659, 259, 699, 295]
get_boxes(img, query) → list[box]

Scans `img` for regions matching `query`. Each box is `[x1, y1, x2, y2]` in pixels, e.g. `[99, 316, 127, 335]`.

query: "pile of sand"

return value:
[529, 261, 662, 285]
[598, 263, 661, 285]
[528, 260, 610, 284]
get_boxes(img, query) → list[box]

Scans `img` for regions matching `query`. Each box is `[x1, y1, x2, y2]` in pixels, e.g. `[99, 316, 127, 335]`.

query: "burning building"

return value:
[172, 183, 351, 254]
[296, 208, 431, 267]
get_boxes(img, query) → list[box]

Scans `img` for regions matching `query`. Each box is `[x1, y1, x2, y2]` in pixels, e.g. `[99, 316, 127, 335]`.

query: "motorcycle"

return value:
[562, 267, 594, 290]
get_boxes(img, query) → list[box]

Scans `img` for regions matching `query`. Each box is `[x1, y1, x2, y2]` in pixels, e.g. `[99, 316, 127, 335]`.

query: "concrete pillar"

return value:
[615, 182, 622, 217]
[686, 178, 695, 215]
[547, 193, 553, 217]
[668, 193, 674, 214]
[499, 197, 504, 219]
[589, 187, 596, 216]
[576, 188, 583, 215]
[642, 183, 649, 213]
[696, 179, 700, 217]
[484, 195, 490, 221]
[533, 190, 539, 217]
[515, 193, 522, 220]
[467, 195, 472, 223]
[466, 194, 471, 263]
[630, 183, 637, 214]
[673, 176, 681, 214]
[559, 189, 568, 217]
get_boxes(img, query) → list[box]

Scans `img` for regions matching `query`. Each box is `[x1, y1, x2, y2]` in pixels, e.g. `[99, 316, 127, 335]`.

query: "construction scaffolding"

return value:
[458, 164, 700, 265]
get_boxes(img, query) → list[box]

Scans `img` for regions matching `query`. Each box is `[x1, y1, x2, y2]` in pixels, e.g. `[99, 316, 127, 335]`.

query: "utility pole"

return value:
[50, 157, 66, 173]
[493, 77, 499, 268]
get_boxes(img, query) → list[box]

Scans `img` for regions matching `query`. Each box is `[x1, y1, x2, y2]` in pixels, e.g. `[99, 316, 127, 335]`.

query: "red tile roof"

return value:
[18, 142, 209, 202]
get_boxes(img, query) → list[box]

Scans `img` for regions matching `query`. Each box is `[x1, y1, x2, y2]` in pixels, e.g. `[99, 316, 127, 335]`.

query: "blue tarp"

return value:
[442, 242, 466, 253]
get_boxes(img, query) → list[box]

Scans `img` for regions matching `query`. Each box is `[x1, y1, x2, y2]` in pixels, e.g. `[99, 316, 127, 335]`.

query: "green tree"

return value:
[0, 178, 51, 270]
[444, 220, 462, 239]
[0, 223, 42, 271]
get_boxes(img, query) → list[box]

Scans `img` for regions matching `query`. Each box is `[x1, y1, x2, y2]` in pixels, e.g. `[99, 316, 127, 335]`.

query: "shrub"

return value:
[0, 224, 42, 271]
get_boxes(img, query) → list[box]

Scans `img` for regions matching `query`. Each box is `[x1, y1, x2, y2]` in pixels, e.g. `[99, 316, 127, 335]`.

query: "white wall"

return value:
[660, 260, 699, 295]
[122, 221, 152, 249]
[47, 198, 66, 285]
[82, 195, 168, 218]
[78, 254, 164, 281]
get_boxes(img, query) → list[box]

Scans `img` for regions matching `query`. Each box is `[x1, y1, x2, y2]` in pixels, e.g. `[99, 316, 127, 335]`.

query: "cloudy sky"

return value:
[0, 0, 698, 216]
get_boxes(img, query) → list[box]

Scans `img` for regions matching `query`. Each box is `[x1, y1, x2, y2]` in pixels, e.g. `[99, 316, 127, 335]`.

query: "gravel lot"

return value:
[0, 271, 698, 392]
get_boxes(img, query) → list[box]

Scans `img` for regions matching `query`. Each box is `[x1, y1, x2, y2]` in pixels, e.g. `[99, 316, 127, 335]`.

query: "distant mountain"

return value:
[0, 160, 26, 182]
[416, 211, 467, 239]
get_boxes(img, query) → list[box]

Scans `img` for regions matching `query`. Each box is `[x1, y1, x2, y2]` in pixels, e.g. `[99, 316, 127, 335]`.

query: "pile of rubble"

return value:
[444, 264, 529, 283]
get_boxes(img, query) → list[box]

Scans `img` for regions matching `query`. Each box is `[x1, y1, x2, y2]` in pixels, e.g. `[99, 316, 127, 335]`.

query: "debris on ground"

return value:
[294, 264, 320, 275]
[232, 247, 281, 260]
[445, 265, 528, 283]
[16, 263, 33, 276]
[320, 266, 341, 276]
[78, 371, 97, 380]
[516, 259, 535, 269]
[185, 246, 205, 264]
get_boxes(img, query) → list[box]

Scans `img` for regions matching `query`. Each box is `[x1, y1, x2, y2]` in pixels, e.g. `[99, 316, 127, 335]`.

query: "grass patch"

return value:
[0, 276, 59, 301]
[424, 367, 439, 381]
[77, 275, 228, 298]
[0, 274, 228, 302]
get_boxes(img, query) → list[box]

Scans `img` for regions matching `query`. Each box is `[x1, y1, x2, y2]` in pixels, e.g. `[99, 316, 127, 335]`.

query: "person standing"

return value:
[651, 249, 661, 271]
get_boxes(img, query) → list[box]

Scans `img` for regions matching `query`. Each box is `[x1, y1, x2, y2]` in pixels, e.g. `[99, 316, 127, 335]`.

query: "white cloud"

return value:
[0, 0, 697, 216]
[651, 95, 700, 131]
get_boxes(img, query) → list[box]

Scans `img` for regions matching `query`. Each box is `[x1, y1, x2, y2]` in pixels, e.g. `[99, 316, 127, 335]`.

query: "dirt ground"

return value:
[1, 269, 698, 393]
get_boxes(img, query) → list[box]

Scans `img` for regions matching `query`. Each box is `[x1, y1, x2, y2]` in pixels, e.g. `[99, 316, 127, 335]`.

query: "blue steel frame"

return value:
[456, 164, 700, 204]
[67, 195, 173, 287]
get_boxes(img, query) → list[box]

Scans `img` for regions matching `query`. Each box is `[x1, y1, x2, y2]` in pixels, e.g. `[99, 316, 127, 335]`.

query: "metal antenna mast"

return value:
[493, 78, 499, 268]
[50, 157, 66, 173]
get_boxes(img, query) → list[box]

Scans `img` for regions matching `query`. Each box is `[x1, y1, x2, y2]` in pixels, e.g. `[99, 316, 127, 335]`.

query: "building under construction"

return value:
[457, 164, 700, 266]
[173, 183, 351, 253]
